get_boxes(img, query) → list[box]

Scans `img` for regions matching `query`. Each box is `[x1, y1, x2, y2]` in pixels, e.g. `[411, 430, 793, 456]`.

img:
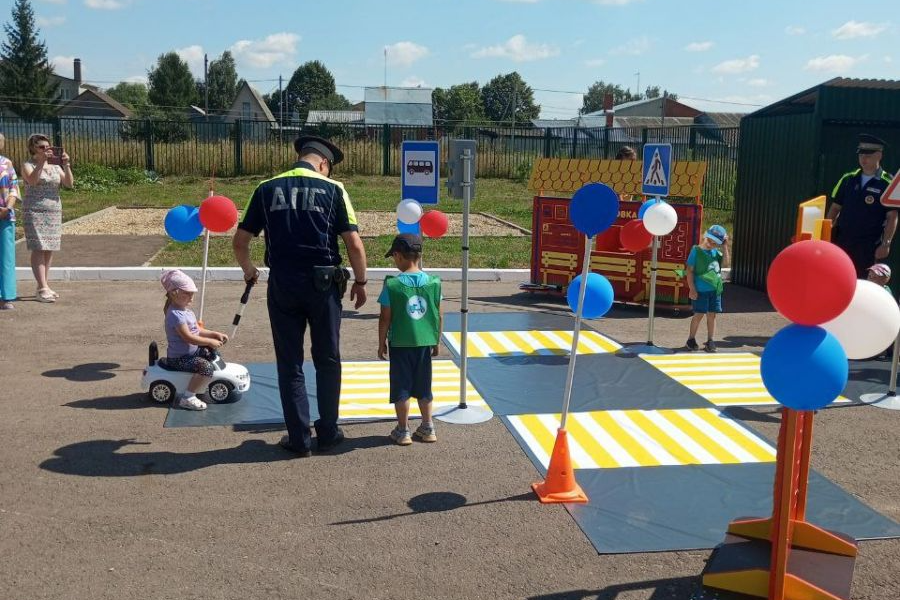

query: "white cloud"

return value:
[472, 35, 559, 62]
[37, 15, 66, 26]
[584, 58, 606, 67]
[711, 54, 760, 74]
[785, 25, 806, 36]
[37, 0, 67, 4]
[609, 35, 651, 56]
[51, 55, 76, 77]
[401, 76, 428, 88]
[176, 45, 205, 77]
[384, 42, 429, 67]
[805, 54, 866, 72]
[84, 0, 129, 9]
[832, 20, 888, 40]
[747, 78, 771, 87]
[125, 75, 147, 84]
[230, 33, 299, 69]
[684, 41, 713, 52]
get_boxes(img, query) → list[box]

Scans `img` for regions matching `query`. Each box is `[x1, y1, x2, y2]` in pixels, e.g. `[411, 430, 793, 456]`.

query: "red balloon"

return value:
[199, 195, 238, 233]
[620, 219, 653, 252]
[420, 210, 449, 238]
[767, 240, 856, 325]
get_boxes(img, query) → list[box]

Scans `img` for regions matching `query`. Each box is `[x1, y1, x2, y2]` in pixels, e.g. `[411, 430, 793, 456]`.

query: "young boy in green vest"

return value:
[377, 234, 443, 445]
[686, 225, 729, 353]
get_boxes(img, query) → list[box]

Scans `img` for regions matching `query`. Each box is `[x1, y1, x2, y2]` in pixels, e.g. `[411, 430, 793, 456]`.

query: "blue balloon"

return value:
[760, 325, 848, 411]
[569, 183, 620, 237]
[567, 273, 614, 319]
[638, 198, 661, 219]
[397, 219, 421, 235]
[165, 205, 203, 242]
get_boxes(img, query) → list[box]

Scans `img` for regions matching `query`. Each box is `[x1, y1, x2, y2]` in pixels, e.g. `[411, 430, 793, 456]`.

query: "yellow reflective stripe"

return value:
[529, 331, 568, 355]
[589, 412, 661, 466]
[478, 332, 511, 355]
[626, 411, 700, 465]
[337, 182, 357, 227]
[504, 331, 538, 354]
[554, 331, 595, 355]
[692, 409, 774, 462]
[582, 331, 620, 352]
[832, 169, 860, 198]
[660, 410, 741, 463]
[567, 414, 619, 468]
[517, 414, 556, 457]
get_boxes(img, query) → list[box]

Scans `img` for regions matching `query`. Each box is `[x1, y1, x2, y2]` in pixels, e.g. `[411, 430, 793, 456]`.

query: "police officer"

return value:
[233, 135, 368, 457]
[828, 134, 896, 277]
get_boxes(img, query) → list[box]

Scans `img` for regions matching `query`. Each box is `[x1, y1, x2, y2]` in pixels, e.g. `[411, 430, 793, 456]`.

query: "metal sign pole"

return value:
[860, 332, 900, 409]
[647, 233, 660, 346]
[197, 189, 214, 324]
[460, 147, 472, 409]
[560, 234, 594, 429]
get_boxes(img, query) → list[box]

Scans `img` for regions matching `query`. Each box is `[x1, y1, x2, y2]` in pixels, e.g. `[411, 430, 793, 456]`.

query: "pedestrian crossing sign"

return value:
[642, 143, 672, 197]
[881, 168, 900, 208]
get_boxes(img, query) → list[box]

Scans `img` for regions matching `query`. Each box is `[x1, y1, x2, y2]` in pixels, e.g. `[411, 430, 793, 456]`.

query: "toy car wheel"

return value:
[207, 380, 233, 403]
[149, 380, 176, 403]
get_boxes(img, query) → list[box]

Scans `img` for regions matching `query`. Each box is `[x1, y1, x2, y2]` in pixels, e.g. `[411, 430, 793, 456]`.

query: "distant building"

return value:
[227, 81, 276, 124]
[363, 87, 433, 126]
[57, 88, 132, 119]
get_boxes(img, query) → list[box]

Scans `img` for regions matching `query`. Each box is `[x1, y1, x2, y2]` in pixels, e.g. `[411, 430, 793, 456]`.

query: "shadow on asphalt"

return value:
[43, 362, 121, 382]
[526, 576, 701, 599]
[64, 392, 161, 411]
[721, 405, 781, 423]
[331, 490, 533, 525]
[39, 435, 388, 477]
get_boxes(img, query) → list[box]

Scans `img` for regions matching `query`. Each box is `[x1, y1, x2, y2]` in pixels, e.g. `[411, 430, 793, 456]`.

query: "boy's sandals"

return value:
[36, 288, 56, 303]
[0, 301, 14, 310]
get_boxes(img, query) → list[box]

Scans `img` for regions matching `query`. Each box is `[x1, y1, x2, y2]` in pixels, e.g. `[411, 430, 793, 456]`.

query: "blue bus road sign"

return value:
[401, 141, 440, 205]
[642, 143, 672, 197]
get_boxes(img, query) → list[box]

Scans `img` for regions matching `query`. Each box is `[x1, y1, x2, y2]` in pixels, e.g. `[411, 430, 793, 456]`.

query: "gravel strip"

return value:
[62, 208, 527, 237]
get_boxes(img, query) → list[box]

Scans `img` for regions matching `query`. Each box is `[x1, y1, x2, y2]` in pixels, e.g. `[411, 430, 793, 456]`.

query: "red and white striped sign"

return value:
[882, 168, 900, 207]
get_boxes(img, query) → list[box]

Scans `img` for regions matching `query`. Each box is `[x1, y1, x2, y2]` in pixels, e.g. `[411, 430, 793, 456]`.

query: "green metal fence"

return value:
[0, 117, 739, 209]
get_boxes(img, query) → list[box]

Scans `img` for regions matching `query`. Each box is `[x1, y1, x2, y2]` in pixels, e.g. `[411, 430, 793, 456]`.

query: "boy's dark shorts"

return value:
[692, 291, 723, 314]
[389, 346, 433, 404]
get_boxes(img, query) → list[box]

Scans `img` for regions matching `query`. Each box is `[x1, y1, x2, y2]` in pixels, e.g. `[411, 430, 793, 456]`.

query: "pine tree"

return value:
[0, 0, 59, 120]
[147, 52, 198, 114]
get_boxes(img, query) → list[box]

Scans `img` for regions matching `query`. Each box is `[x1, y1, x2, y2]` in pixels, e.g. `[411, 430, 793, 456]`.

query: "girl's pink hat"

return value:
[160, 269, 198, 293]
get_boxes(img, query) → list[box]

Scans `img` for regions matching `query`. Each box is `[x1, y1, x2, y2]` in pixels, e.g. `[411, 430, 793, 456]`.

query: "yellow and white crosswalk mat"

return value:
[337, 360, 487, 421]
[641, 352, 849, 407]
[507, 408, 776, 469]
[442, 330, 621, 358]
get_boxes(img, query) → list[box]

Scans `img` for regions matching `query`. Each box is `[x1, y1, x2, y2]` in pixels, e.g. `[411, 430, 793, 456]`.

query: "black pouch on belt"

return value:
[334, 267, 351, 297]
[312, 266, 335, 292]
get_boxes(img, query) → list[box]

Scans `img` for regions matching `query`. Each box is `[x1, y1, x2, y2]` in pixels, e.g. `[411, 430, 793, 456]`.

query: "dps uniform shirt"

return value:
[832, 168, 895, 244]
[238, 161, 358, 271]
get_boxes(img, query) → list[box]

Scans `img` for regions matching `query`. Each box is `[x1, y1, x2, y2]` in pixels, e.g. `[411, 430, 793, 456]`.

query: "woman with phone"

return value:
[21, 133, 73, 303]
[0, 133, 19, 310]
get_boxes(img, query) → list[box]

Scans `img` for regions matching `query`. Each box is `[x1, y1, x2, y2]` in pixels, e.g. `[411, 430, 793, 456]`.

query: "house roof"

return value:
[233, 81, 276, 122]
[58, 88, 132, 118]
[306, 110, 364, 124]
[748, 77, 900, 118]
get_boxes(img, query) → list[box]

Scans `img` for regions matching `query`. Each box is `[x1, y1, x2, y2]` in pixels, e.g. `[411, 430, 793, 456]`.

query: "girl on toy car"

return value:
[160, 269, 228, 410]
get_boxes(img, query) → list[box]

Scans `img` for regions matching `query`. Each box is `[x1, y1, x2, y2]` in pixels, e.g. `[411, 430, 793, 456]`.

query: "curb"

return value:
[15, 266, 532, 283]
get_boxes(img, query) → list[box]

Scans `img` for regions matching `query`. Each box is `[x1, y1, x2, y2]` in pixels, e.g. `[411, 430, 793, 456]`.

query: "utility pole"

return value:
[383, 47, 388, 88]
[203, 53, 209, 121]
[278, 74, 283, 139]
[634, 71, 641, 99]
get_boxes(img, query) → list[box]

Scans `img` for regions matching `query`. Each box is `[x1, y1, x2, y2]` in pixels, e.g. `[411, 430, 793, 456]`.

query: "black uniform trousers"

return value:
[267, 270, 342, 451]
[833, 233, 878, 279]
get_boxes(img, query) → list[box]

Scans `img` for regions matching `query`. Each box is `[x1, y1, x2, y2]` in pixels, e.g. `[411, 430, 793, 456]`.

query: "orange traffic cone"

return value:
[532, 428, 588, 504]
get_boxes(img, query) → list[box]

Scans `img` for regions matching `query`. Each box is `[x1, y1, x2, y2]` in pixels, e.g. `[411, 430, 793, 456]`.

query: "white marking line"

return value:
[657, 365, 761, 374]
[678, 410, 757, 463]
[584, 331, 622, 350]
[643, 353, 758, 363]
[576, 333, 607, 354]
[514, 331, 557, 356]
[441, 333, 463, 356]
[508, 416, 552, 468]
[688, 383, 768, 391]
[537, 413, 597, 469]
[468, 333, 495, 358]
[543, 331, 575, 354]
[672, 374, 762, 383]
[702, 391, 773, 400]
[573, 413, 640, 468]
[712, 410, 777, 457]
[490, 331, 528, 355]
[643, 411, 717, 464]
[607, 411, 680, 465]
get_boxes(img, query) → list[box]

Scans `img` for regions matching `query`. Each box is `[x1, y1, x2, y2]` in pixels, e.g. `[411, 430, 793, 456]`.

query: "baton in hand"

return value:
[230, 279, 256, 341]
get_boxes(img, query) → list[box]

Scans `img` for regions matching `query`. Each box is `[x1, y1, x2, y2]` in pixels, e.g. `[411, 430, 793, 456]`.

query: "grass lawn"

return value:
[40, 174, 733, 268]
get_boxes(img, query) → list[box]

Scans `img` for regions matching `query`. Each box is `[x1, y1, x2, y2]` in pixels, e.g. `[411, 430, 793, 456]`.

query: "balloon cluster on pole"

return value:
[760, 240, 859, 411]
[570, 183, 619, 237]
[396, 198, 448, 239]
[620, 219, 653, 252]
[164, 205, 203, 243]
[642, 200, 677, 236]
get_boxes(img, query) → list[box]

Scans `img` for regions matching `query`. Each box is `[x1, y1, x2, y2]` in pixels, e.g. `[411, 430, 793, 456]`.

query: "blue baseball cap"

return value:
[706, 225, 727, 245]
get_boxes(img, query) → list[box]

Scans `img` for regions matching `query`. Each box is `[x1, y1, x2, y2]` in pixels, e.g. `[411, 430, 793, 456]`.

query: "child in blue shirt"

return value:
[686, 225, 729, 353]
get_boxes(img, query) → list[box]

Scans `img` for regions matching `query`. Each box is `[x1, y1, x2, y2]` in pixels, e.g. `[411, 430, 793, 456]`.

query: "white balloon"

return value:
[822, 279, 900, 359]
[642, 200, 678, 236]
[396, 199, 423, 224]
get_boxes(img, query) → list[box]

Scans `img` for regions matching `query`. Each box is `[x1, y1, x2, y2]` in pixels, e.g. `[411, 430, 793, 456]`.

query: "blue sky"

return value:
[29, 0, 899, 116]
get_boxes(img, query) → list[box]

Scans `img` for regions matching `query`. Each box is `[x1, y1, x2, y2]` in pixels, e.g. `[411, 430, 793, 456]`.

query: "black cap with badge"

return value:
[293, 135, 344, 165]
[857, 133, 886, 155]
[384, 233, 423, 257]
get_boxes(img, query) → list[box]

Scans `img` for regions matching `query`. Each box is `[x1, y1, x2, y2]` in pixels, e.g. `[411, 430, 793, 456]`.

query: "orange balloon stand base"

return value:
[701, 409, 857, 600]
[532, 428, 588, 504]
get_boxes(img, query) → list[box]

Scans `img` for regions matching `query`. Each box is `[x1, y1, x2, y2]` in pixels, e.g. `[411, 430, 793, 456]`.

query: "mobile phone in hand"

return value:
[48, 147, 63, 166]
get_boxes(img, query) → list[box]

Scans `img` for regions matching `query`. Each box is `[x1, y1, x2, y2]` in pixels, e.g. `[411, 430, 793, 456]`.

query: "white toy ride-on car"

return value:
[141, 342, 250, 404]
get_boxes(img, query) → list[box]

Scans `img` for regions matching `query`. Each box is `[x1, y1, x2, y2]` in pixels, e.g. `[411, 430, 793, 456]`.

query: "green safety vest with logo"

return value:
[692, 245, 724, 295]
[385, 275, 442, 347]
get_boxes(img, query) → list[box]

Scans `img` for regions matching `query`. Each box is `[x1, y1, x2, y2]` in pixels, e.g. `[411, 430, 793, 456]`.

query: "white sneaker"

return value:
[178, 394, 207, 410]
